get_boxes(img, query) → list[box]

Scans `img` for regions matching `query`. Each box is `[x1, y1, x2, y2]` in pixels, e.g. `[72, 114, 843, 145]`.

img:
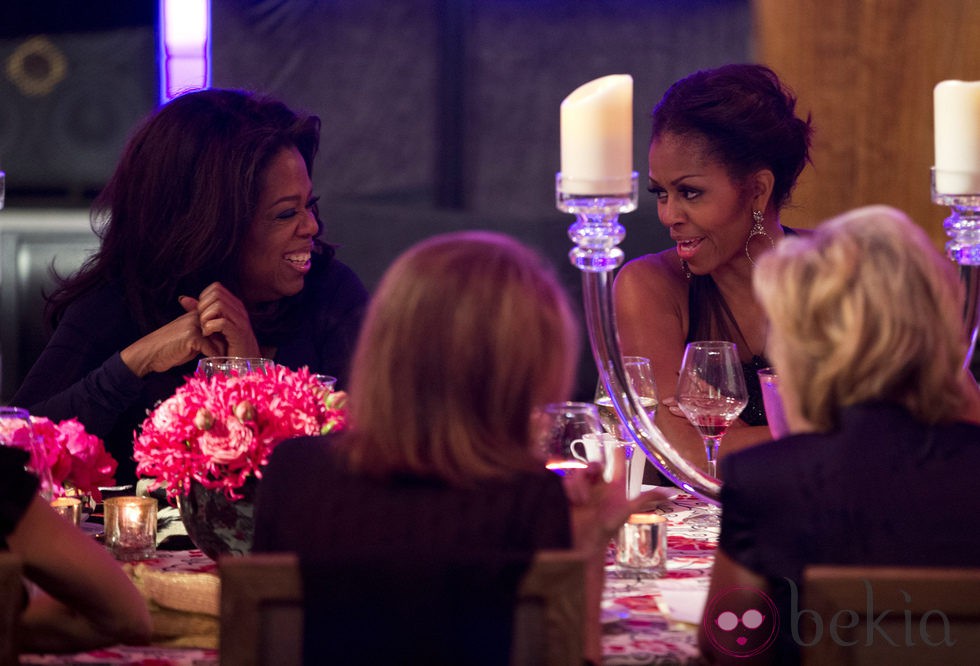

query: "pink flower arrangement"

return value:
[134, 365, 348, 502]
[0, 416, 117, 500]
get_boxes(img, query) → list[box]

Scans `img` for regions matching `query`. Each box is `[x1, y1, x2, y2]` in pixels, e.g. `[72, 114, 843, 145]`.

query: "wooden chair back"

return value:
[219, 549, 586, 666]
[0, 552, 24, 666]
[802, 565, 980, 665]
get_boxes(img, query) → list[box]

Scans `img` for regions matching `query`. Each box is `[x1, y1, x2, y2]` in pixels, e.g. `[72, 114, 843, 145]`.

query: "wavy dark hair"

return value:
[46, 88, 328, 333]
[651, 63, 813, 209]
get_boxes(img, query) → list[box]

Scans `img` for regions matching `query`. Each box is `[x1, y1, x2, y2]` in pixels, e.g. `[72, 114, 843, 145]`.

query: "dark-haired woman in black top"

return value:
[614, 63, 813, 474]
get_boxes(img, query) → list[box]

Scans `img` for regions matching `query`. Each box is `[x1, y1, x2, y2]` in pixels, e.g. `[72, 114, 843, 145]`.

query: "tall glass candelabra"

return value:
[931, 168, 980, 368]
[556, 172, 720, 504]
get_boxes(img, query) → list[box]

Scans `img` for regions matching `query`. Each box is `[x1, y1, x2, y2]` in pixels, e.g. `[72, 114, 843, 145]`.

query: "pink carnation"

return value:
[134, 364, 348, 502]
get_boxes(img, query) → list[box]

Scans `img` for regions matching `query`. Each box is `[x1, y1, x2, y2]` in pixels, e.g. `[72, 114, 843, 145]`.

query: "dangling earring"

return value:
[745, 210, 775, 266]
[681, 258, 691, 280]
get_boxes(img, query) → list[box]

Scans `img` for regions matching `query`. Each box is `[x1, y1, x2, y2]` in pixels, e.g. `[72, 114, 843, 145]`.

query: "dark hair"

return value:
[651, 63, 812, 209]
[46, 88, 325, 332]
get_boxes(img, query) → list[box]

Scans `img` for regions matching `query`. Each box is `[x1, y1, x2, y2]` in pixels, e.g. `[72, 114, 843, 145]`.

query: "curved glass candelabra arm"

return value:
[557, 172, 721, 505]
[584, 270, 721, 503]
[931, 168, 980, 368]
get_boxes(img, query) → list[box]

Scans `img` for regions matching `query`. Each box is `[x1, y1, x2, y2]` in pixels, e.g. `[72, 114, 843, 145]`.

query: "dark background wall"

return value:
[209, 0, 752, 399]
[0, 0, 751, 401]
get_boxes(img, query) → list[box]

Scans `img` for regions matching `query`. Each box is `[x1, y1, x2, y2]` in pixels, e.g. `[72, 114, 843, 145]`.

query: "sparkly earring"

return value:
[745, 210, 775, 266]
[681, 258, 691, 280]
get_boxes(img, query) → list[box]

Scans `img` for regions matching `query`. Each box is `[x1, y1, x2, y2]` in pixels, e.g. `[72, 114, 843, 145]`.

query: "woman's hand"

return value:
[120, 308, 224, 378]
[120, 281, 260, 378]
[563, 446, 674, 554]
[562, 445, 675, 666]
[180, 282, 261, 359]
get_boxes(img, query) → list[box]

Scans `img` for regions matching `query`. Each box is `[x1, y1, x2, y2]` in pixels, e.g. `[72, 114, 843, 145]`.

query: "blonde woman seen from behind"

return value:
[699, 205, 980, 665]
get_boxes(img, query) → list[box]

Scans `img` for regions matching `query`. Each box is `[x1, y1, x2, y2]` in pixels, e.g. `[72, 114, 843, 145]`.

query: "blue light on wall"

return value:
[160, 0, 210, 102]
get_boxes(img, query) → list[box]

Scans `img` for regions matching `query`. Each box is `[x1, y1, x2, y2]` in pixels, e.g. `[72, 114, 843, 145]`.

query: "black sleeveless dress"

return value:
[684, 227, 798, 427]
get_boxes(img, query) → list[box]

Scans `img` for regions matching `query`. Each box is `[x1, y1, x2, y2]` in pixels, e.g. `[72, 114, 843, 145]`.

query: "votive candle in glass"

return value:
[50, 497, 82, 526]
[104, 496, 157, 561]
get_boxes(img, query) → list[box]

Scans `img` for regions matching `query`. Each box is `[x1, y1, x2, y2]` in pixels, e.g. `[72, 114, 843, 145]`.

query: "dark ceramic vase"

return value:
[178, 477, 257, 560]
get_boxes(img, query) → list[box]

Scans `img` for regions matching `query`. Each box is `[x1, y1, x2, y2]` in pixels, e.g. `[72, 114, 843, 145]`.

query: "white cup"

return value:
[570, 433, 607, 468]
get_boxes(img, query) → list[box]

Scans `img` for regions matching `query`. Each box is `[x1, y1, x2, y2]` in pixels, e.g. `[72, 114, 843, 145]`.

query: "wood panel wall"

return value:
[753, 0, 980, 246]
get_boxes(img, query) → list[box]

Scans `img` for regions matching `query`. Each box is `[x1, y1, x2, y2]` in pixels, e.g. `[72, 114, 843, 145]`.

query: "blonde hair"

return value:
[344, 231, 579, 484]
[753, 205, 967, 430]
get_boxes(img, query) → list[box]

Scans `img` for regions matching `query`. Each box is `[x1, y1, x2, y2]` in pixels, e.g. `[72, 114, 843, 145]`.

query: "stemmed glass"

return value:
[594, 356, 658, 497]
[676, 341, 747, 528]
[0, 406, 55, 500]
[536, 401, 608, 477]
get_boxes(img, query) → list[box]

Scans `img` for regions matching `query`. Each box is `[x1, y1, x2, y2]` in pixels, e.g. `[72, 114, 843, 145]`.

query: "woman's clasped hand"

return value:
[123, 282, 261, 379]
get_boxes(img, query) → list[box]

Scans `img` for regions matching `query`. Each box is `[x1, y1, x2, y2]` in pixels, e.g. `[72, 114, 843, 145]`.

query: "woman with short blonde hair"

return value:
[699, 205, 980, 665]
[753, 204, 968, 431]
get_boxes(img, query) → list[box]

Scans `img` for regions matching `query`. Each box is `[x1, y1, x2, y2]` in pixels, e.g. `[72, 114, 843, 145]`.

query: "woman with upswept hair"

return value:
[13, 89, 368, 484]
[615, 63, 814, 471]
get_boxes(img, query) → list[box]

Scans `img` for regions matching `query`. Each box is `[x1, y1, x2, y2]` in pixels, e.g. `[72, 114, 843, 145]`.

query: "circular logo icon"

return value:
[702, 585, 780, 658]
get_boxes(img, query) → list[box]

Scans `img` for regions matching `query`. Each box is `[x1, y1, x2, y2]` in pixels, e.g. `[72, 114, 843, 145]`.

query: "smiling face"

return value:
[240, 146, 319, 304]
[648, 132, 756, 276]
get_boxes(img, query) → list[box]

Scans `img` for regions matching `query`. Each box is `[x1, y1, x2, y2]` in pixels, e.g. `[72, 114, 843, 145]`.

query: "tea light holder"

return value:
[50, 497, 82, 526]
[104, 496, 157, 561]
[615, 512, 668, 578]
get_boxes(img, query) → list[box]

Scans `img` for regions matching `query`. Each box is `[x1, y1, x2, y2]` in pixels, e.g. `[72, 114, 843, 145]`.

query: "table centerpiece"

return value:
[133, 365, 347, 559]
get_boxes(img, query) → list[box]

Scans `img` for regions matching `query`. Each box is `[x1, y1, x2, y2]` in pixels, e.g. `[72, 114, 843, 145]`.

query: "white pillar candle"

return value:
[560, 74, 633, 195]
[934, 80, 980, 194]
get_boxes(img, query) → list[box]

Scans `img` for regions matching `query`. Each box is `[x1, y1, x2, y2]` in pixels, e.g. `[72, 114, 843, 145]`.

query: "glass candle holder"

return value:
[615, 513, 667, 578]
[50, 497, 82, 526]
[104, 496, 157, 561]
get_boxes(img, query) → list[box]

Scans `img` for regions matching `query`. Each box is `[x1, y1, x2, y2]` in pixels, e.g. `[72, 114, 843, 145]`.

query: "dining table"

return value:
[18, 491, 718, 666]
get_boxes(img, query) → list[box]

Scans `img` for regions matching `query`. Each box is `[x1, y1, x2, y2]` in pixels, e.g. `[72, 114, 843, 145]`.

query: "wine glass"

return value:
[0, 406, 55, 500]
[196, 356, 275, 379]
[594, 356, 658, 497]
[535, 401, 608, 477]
[313, 374, 338, 392]
[676, 341, 748, 528]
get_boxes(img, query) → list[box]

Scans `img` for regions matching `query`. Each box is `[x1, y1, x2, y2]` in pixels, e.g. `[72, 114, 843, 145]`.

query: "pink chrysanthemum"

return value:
[134, 365, 348, 502]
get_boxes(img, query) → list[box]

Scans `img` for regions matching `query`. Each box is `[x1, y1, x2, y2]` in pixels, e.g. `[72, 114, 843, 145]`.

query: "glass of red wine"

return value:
[676, 341, 748, 528]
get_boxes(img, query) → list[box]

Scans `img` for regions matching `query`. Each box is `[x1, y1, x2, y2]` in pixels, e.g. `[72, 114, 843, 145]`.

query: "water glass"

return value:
[536, 401, 607, 476]
[757, 367, 789, 439]
[313, 374, 338, 392]
[0, 406, 55, 500]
